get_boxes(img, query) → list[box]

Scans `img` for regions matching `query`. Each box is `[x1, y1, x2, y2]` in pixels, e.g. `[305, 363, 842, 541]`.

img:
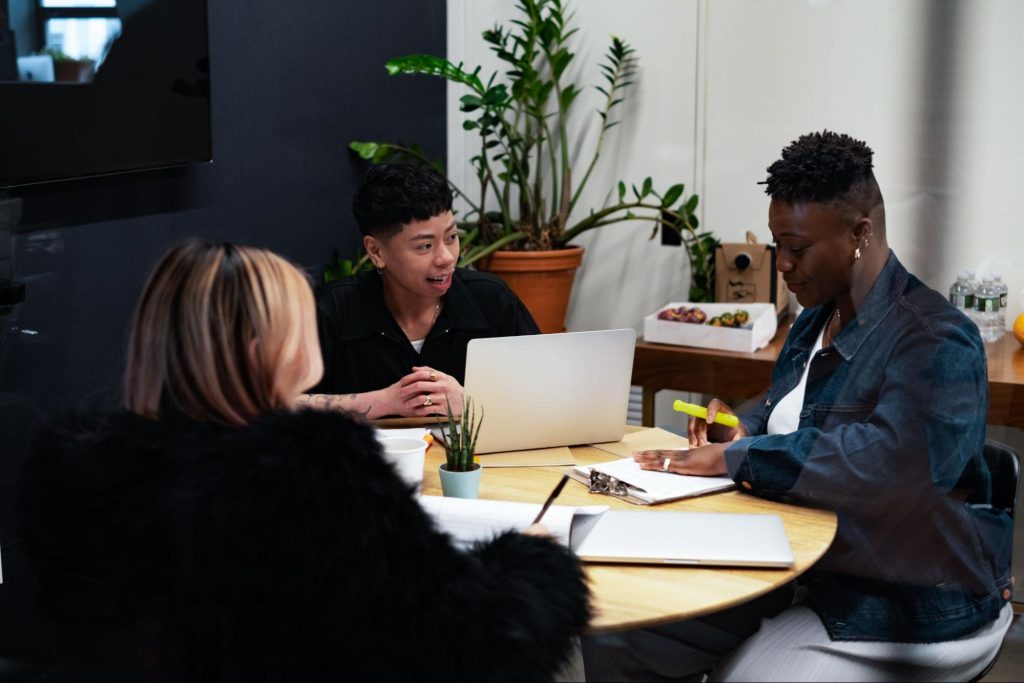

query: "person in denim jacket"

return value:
[586, 131, 1013, 682]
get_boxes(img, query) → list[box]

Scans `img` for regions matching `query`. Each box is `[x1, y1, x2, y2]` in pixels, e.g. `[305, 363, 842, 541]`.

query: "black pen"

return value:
[531, 474, 570, 525]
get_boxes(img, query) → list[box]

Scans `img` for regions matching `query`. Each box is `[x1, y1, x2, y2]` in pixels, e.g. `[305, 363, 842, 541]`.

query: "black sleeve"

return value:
[501, 286, 541, 336]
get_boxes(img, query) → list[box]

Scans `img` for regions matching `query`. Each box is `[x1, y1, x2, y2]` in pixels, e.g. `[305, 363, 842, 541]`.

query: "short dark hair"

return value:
[351, 163, 454, 239]
[762, 130, 882, 216]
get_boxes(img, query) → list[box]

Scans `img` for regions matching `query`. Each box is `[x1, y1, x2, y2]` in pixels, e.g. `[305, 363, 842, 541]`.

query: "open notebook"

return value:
[419, 496, 793, 568]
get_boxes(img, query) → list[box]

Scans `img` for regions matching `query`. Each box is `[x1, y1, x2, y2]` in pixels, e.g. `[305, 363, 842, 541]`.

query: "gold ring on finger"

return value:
[429, 370, 436, 382]
[423, 395, 433, 407]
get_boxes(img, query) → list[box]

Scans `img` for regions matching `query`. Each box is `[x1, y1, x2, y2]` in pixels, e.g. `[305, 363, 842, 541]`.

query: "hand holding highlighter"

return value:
[673, 400, 740, 428]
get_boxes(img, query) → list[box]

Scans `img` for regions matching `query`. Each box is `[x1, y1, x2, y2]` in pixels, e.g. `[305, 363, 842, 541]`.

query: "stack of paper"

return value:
[418, 495, 607, 550]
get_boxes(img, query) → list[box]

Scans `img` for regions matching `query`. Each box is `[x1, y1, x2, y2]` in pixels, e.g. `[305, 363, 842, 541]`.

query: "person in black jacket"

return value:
[25, 241, 590, 681]
[305, 163, 540, 419]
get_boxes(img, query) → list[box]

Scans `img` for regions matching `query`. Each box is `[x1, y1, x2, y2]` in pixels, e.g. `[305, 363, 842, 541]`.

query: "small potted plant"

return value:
[437, 395, 484, 499]
[44, 47, 95, 83]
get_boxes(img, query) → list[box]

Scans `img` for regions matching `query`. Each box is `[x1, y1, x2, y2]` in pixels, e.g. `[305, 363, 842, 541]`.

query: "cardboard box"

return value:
[644, 302, 778, 353]
[715, 239, 789, 318]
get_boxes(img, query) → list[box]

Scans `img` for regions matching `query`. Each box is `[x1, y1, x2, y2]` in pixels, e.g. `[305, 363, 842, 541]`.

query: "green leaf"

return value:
[641, 176, 653, 197]
[618, 181, 626, 201]
[385, 54, 486, 93]
[559, 84, 579, 110]
[684, 194, 700, 213]
[349, 141, 381, 160]
[661, 183, 685, 208]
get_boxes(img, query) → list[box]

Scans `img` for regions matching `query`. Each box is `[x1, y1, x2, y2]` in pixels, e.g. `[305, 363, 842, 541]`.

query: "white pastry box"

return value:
[643, 302, 778, 353]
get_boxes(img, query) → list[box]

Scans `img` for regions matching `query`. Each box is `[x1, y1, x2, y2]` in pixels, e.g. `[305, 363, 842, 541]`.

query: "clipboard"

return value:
[565, 457, 735, 506]
[564, 466, 653, 506]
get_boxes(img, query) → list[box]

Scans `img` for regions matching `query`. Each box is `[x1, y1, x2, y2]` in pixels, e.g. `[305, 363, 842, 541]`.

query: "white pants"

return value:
[711, 603, 1014, 682]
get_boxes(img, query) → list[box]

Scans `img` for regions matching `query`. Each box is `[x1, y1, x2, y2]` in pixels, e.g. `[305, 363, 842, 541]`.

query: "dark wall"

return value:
[0, 0, 445, 459]
[0, 0, 445, 659]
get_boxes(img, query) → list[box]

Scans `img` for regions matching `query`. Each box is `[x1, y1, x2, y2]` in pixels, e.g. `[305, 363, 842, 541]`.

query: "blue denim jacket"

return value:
[724, 252, 1013, 642]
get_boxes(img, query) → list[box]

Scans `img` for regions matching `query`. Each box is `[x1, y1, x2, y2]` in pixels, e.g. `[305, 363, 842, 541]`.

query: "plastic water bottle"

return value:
[992, 274, 1008, 335]
[949, 271, 974, 315]
[974, 277, 1001, 342]
[962, 270, 979, 328]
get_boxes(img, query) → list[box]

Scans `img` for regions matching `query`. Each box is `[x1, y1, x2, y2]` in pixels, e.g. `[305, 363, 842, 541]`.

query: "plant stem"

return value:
[457, 229, 529, 267]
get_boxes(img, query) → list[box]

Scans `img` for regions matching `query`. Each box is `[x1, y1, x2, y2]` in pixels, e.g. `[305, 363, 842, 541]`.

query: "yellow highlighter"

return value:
[673, 400, 740, 428]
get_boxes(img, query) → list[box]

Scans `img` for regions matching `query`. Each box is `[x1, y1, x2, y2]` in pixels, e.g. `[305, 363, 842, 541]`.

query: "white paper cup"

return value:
[379, 436, 428, 494]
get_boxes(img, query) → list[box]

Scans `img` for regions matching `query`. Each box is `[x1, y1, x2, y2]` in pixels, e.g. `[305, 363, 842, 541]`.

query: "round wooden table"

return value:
[422, 438, 837, 634]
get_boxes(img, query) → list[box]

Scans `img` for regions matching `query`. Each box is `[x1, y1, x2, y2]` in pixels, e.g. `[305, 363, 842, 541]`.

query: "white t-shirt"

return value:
[766, 322, 826, 435]
[410, 338, 425, 354]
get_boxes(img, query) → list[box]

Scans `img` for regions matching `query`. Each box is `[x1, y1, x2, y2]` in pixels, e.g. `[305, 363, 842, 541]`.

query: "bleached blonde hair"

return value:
[124, 241, 315, 426]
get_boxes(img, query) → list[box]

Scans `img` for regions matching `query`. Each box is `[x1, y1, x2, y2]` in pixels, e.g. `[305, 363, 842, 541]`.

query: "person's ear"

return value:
[364, 234, 385, 269]
[852, 216, 874, 245]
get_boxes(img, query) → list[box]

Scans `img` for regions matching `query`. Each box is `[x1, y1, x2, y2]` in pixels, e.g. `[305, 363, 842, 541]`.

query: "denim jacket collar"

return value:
[803, 250, 906, 362]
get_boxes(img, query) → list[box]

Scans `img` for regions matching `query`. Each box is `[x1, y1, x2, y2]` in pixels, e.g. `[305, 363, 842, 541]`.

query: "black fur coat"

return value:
[25, 409, 591, 681]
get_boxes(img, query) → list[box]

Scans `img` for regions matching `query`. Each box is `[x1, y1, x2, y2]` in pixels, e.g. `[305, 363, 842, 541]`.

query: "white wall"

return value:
[447, 0, 701, 332]
[448, 0, 1024, 332]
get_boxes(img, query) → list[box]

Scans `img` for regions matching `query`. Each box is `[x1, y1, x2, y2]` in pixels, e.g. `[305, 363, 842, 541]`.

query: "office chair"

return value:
[982, 440, 1020, 518]
[968, 439, 1020, 683]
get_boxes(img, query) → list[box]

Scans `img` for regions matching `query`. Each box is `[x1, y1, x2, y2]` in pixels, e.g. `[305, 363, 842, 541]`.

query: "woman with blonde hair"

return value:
[25, 241, 589, 681]
[122, 240, 322, 425]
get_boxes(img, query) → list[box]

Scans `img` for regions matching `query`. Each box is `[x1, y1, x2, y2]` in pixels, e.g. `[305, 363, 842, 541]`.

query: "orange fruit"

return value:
[1014, 313, 1024, 346]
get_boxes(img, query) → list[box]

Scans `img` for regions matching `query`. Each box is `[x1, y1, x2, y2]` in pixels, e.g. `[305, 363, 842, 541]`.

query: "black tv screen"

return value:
[0, 0, 211, 188]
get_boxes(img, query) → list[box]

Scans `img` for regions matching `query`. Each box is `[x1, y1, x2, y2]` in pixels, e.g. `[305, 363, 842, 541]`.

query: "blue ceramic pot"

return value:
[439, 463, 482, 499]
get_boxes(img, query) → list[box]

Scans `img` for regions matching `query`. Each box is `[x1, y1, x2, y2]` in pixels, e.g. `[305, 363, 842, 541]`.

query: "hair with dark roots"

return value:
[352, 162, 454, 239]
[762, 130, 882, 217]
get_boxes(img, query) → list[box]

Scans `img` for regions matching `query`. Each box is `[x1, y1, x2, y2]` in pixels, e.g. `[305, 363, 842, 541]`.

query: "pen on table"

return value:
[673, 400, 740, 427]
[531, 474, 570, 525]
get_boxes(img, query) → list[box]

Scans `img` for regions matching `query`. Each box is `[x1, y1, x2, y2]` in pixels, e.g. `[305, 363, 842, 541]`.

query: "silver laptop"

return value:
[464, 329, 636, 453]
[570, 510, 794, 567]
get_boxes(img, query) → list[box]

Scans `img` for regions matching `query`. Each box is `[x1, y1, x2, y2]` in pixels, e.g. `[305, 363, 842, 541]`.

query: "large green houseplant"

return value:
[351, 0, 717, 321]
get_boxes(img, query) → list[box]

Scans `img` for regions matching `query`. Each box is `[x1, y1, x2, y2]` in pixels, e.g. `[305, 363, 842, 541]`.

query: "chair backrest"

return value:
[983, 439, 1020, 519]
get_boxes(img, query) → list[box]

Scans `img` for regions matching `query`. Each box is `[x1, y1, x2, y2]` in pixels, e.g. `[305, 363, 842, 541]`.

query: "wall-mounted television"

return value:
[0, 0, 211, 188]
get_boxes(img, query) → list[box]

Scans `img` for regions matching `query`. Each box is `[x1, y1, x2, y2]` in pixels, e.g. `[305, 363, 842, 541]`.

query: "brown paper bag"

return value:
[715, 231, 788, 317]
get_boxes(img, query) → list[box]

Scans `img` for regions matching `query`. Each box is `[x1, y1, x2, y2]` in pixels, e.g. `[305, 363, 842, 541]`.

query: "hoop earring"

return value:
[854, 247, 861, 261]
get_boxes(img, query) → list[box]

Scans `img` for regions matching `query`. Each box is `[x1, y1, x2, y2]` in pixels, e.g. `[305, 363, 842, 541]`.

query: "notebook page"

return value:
[418, 496, 606, 549]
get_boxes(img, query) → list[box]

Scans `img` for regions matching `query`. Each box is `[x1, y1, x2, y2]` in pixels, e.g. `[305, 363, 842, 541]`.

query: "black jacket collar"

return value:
[340, 269, 491, 342]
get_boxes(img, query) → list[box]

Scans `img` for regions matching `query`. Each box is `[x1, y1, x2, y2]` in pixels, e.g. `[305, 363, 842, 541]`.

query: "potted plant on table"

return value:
[44, 47, 95, 83]
[351, 0, 716, 332]
[437, 396, 484, 499]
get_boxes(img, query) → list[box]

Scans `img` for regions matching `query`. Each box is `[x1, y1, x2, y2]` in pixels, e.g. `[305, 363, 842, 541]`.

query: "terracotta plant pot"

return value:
[53, 59, 95, 83]
[478, 246, 584, 333]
